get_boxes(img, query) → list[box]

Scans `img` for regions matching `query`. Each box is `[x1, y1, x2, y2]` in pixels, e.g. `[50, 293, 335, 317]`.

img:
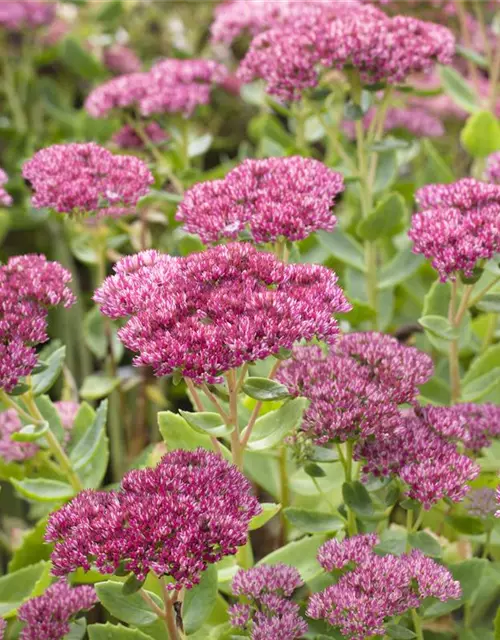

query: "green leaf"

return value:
[447, 515, 485, 536]
[494, 605, 500, 640]
[476, 294, 500, 313]
[463, 344, 500, 386]
[69, 402, 96, 447]
[248, 503, 281, 531]
[31, 346, 66, 395]
[344, 299, 376, 326]
[158, 411, 231, 460]
[451, 558, 488, 601]
[95, 581, 162, 626]
[61, 38, 104, 80]
[88, 624, 152, 639]
[375, 529, 407, 556]
[419, 315, 458, 341]
[0, 561, 49, 616]
[370, 136, 411, 152]
[35, 395, 65, 443]
[188, 133, 213, 158]
[304, 462, 326, 478]
[80, 375, 120, 401]
[69, 400, 108, 470]
[462, 367, 500, 402]
[386, 624, 417, 639]
[9, 519, 51, 572]
[242, 377, 291, 402]
[243, 397, 308, 451]
[316, 229, 365, 272]
[122, 574, 146, 596]
[11, 478, 74, 502]
[66, 619, 87, 640]
[373, 151, 397, 194]
[460, 110, 500, 158]
[421, 139, 454, 184]
[407, 532, 441, 557]
[310, 446, 339, 463]
[439, 65, 479, 113]
[257, 535, 326, 582]
[456, 45, 488, 69]
[357, 192, 407, 240]
[423, 597, 464, 619]
[460, 266, 484, 285]
[378, 249, 424, 290]
[183, 564, 218, 635]
[179, 410, 233, 437]
[284, 508, 344, 534]
[84, 306, 123, 361]
[342, 481, 373, 517]
[11, 422, 49, 442]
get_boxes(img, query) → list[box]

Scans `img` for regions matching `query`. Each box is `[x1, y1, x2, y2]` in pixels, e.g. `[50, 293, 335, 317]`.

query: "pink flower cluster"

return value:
[46, 449, 261, 588]
[357, 407, 480, 509]
[486, 152, 500, 184]
[467, 488, 497, 519]
[94, 243, 350, 384]
[343, 106, 445, 140]
[236, 4, 454, 100]
[277, 333, 433, 444]
[0, 254, 75, 393]
[229, 564, 307, 640]
[177, 157, 344, 244]
[23, 143, 153, 218]
[17, 580, 96, 640]
[112, 122, 168, 150]
[0, 169, 12, 207]
[85, 59, 227, 118]
[0, 1, 55, 30]
[103, 45, 141, 75]
[409, 178, 500, 281]
[308, 535, 461, 640]
[447, 403, 500, 452]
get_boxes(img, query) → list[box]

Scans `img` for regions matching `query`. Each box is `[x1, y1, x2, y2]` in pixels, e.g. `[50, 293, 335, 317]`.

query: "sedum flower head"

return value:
[0, 409, 38, 462]
[232, 563, 304, 599]
[317, 533, 379, 571]
[277, 333, 432, 444]
[468, 487, 497, 519]
[17, 580, 96, 640]
[95, 243, 350, 384]
[0, 169, 12, 207]
[23, 143, 153, 218]
[486, 152, 500, 184]
[0, 1, 55, 30]
[177, 156, 344, 244]
[410, 178, 500, 281]
[85, 72, 151, 119]
[0, 254, 75, 392]
[112, 123, 168, 150]
[46, 449, 261, 588]
[103, 44, 141, 75]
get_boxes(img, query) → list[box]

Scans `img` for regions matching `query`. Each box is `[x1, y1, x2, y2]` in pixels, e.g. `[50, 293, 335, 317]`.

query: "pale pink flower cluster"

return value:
[94, 243, 350, 384]
[0, 169, 12, 207]
[177, 156, 344, 244]
[0, 1, 55, 31]
[103, 45, 141, 75]
[409, 178, 500, 281]
[23, 143, 153, 218]
[85, 59, 228, 118]
[486, 152, 500, 184]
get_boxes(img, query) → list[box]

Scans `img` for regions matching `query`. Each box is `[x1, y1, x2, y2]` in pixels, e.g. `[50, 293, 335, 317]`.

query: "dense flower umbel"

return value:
[447, 404, 500, 452]
[17, 581, 96, 640]
[229, 565, 307, 640]
[277, 334, 433, 444]
[112, 123, 168, 150]
[85, 72, 151, 118]
[0, 169, 12, 207]
[0, 1, 55, 30]
[486, 152, 500, 184]
[0, 254, 75, 392]
[177, 157, 344, 244]
[409, 178, 500, 281]
[23, 143, 153, 218]
[95, 243, 350, 384]
[237, 5, 454, 100]
[357, 407, 480, 509]
[46, 449, 261, 588]
[342, 106, 444, 140]
[308, 535, 461, 640]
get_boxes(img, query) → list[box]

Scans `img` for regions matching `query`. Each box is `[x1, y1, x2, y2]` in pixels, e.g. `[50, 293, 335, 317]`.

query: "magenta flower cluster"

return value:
[486, 152, 500, 184]
[22, 143, 153, 218]
[94, 243, 350, 384]
[17, 580, 96, 640]
[85, 58, 227, 119]
[229, 564, 307, 640]
[343, 106, 445, 140]
[277, 333, 433, 444]
[0, 169, 12, 207]
[0, 1, 55, 31]
[357, 407, 480, 509]
[177, 156, 344, 244]
[0, 254, 75, 393]
[409, 178, 500, 281]
[234, 3, 454, 100]
[46, 449, 261, 588]
[112, 122, 168, 150]
[308, 534, 461, 640]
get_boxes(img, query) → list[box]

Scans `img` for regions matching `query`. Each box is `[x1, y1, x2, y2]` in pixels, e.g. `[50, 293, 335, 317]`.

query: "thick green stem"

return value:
[411, 609, 424, 640]
[279, 446, 290, 545]
[344, 440, 358, 536]
[1, 55, 28, 134]
[162, 580, 181, 640]
[293, 101, 307, 152]
[185, 379, 223, 456]
[226, 370, 242, 469]
[482, 528, 492, 559]
[179, 119, 191, 171]
[448, 280, 461, 404]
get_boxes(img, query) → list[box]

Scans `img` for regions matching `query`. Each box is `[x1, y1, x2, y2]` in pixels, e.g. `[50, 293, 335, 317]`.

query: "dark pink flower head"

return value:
[85, 72, 151, 118]
[0, 1, 55, 30]
[112, 122, 168, 150]
[23, 143, 153, 218]
[277, 333, 432, 444]
[0, 409, 38, 462]
[445, 403, 500, 452]
[139, 58, 228, 117]
[230, 564, 307, 640]
[177, 156, 344, 244]
[317, 534, 379, 572]
[410, 178, 500, 281]
[357, 407, 480, 509]
[94, 243, 350, 384]
[17, 580, 96, 640]
[308, 540, 460, 640]
[103, 45, 142, 75]
[0, 254, 75, 392]
[486, 152, 500, 184]
[0, 169, 12, 207]
[343, 106, 444, 140]
[46, 449, 261, 588]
